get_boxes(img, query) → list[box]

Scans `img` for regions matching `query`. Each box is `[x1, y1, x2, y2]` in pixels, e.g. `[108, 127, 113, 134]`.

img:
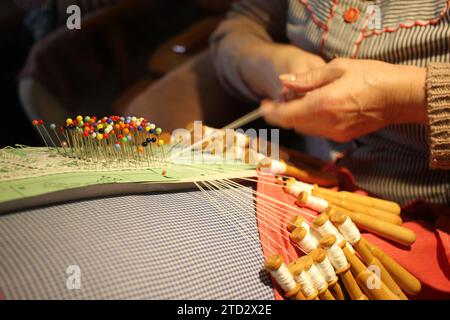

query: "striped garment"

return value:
[211, 0, 450, 205]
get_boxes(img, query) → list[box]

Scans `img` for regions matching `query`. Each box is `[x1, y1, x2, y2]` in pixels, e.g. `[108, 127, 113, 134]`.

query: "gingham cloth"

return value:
[0, 189, 274, 300]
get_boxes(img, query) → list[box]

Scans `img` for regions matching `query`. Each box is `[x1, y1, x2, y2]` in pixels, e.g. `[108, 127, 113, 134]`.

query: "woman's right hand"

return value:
[238, 43, 326, 100]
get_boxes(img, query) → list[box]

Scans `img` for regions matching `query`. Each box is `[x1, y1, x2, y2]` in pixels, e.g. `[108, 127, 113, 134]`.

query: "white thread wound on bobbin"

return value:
[269, 160, 287, 174]
[235, 132, 248, 147]
[294, 271, 316, 298]
[203, 126, 220, 138]
[325, 244, 348, 271]
[234, 147, 246, 162]
[301, 221, 311, 233]
[270, 263, 298, 292]
[315, 258, 337, 283]
[287, 181, 313, 197]
[314, 220, 344, 242]
[338, 217, 361, 245]
[298, 231, 318, 253]
[308, 264, 328, 292]
[315, 220, 356, 254]
[305, 194, 329, 212]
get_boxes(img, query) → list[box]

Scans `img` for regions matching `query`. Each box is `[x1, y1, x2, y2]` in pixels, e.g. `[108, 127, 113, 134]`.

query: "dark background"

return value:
[0, 0, 235, 148]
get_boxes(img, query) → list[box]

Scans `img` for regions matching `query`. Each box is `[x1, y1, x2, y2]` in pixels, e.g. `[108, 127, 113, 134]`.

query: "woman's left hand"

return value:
[260, 58, 428, 142]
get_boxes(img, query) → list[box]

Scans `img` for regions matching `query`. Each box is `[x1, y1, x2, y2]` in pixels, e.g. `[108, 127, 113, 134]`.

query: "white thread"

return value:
[338, 217, 361, 245]
[255, 152, 267, 162]
[287, 181, 313, 197]
[294, 271, 316, 298]
[314, 220, 345, 243]
[325, 243, 348, 271]
[235, 132, 248, 147]
[304, 194, 329, 212]
[315, 220, 355, 253]
[203, 126, 215, 138]
[315, 258, 337, 284]
[270, 263, 298, 292]
[234, 147, 246, 162]
[247, 151, 267, 164]
[308, 264, 328, 292]
[204, 126, 222, 138]
[267, 160, 287, 174]
[301, 221, 311, 232]
[298, 231, 318, 253]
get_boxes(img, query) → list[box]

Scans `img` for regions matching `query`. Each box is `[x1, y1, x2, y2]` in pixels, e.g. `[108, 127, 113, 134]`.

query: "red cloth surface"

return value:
[256, 173, 450, 300]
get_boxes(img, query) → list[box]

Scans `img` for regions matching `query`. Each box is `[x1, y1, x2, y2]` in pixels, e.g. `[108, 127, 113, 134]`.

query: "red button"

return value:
[344, 7, 360, 23]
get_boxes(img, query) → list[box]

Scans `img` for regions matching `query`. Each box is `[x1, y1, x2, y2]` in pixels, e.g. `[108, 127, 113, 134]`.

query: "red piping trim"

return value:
[362, 0, 450, 38]
[320, 0, 339, 54]
[297, 0, 450, 59]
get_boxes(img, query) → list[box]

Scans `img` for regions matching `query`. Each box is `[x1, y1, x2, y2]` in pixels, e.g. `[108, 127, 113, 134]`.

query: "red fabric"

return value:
[256, 173, 450, 300]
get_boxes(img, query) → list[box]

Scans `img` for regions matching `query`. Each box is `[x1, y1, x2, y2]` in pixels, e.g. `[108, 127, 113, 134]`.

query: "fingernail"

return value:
[279, 74, 297, 81]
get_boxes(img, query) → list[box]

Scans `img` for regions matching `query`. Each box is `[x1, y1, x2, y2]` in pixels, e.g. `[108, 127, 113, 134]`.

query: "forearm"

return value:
[210, 0, 288, 101]
[385, 62, 450, 169]
[386, 64, 427, 125]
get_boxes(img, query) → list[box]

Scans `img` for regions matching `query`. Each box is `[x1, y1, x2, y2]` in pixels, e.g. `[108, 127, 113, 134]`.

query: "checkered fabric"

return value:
[0, 188, 274, 300]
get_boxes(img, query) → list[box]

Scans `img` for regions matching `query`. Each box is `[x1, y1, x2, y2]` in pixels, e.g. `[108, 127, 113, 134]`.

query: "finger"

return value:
[260, 94, 320, 130]
[279, 66, 344, 92]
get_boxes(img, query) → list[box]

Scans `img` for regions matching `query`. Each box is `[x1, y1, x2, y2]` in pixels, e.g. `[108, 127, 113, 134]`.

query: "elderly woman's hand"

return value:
[260, 58, 428, 142]
[239, 43, 326, 100]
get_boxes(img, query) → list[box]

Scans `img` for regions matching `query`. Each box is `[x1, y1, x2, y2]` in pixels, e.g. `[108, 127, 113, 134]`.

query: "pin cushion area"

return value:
[1, 114, 257, 207]
[0, 146, 256, 205]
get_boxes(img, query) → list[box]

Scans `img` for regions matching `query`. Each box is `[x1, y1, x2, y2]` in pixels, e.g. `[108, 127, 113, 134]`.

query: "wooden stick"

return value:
[361, 238, 422, 296]
[289, 258, 319, 300]
[325, 207, 416, 246]
[309, 248, 346, 300]
[284, 163, 338, 187]
[264, 254, 303, 299]
[329, 212, 408, 300]
[313, 187, 401, 215]
[313, 189, 402, 225]
[319, 235, 368, 300]
[259, 160, 338, 187]
[338, 240, 400, 300]
[299, 256, 335, 300]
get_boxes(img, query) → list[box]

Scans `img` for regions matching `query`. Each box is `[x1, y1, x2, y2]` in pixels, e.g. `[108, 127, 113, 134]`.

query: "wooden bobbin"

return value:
[319, 235, 368, 300]
[275, 176, 285, 186]
[264, 254, 303, 300]
[289, 258, 319, 300]
[311, 212, 355, 254]
[309, 248, 345, 300]
[315, 186, 401, 215]
[289, 226, 318, 253]
[336, 238, 400, 300]
[286, 215, 305, 233]
[285, 178, 313, 197]
[323, 207, 415, 246]
[330, 212, 408, 300]
[284, 164, 338, 187]
[339, 191, 401, 215]
[297, 192, 329, 213]
[299, 255, 335, 300]
[312, 189, 402, 225]
[361, 239, 421, 296]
